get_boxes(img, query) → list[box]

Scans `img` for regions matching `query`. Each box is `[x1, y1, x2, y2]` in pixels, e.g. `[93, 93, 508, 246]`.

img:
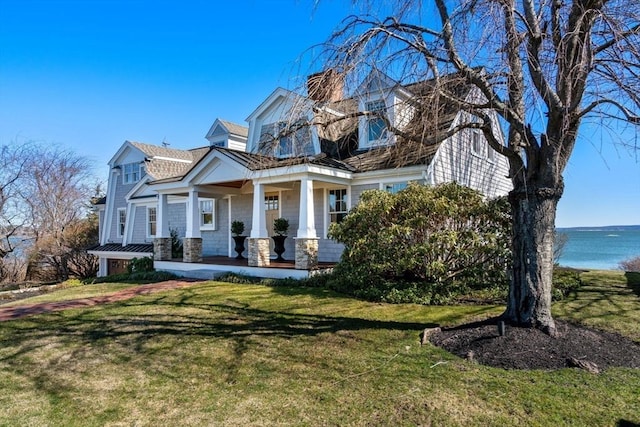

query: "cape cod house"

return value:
[89, 71, 512, 279]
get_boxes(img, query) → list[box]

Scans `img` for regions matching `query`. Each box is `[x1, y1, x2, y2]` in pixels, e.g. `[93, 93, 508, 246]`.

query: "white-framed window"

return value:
[328, 188, 348, 224]
[366, 99, 388, 143]
[200, 199, 216, 229]
[117, 208, 126, 238]
[384, 182, 408, 194]
[259, 120, 312, 158]
[147, 207, 157, 238]
[123, 162, 141, 184]
[471, 130, 484, 157]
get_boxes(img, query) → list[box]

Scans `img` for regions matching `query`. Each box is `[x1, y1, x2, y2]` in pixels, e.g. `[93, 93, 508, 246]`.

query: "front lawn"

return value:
[0, 272, 638, 426]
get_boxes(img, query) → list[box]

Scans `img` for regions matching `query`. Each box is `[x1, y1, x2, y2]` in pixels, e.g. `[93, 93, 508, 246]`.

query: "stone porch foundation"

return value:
[248, 238, 271, 267]
[183, 238, 203, 263]
[153, 237, 172, 261]
[295, 238, 319, 270]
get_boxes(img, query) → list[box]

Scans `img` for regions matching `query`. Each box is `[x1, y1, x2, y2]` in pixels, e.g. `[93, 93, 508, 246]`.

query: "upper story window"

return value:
[123, 162, 141, 184]
[117, 208, 126, 238]
[329, 189, 348, 224]
[366, 100, 388, 143]
[471, 131, 483, 156]
[259, 120, 312, 158]
[200, 199, 216, 230]
[147, 207, 157, 238]
[471, 130, 496, 162]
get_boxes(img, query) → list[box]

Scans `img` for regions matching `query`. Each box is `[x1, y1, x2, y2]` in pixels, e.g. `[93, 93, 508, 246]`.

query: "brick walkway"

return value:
[0, 280, 201, 322]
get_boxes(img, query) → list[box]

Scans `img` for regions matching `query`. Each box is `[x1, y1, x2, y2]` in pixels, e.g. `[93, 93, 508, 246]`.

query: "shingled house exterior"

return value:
[89, 72, 512, 279]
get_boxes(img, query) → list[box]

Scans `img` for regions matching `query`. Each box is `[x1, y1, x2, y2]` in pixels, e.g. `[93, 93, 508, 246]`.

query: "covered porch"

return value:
[148, 148, 352, 272]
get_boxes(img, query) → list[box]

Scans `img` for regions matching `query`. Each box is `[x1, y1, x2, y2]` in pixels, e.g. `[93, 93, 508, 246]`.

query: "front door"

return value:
[264, 194, 279, 256]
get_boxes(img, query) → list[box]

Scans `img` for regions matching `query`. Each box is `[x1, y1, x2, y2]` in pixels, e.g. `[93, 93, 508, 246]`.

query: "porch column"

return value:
[295, 177, 319, 270]
[248, 181, 270, 267]
[183, 189, 202, 263]
[154, 193, 171, 261]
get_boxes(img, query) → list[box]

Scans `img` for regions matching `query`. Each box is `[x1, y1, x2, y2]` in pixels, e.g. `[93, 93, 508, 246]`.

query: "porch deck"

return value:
[154, 256, 335, 280]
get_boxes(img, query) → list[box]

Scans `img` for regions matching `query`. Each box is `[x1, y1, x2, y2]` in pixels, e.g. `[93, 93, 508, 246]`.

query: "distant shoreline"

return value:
[556, 225, 640, 232]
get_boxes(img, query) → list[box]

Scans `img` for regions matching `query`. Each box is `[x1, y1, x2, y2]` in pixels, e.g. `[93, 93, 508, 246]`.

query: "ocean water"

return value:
[557, 228, 640, 270]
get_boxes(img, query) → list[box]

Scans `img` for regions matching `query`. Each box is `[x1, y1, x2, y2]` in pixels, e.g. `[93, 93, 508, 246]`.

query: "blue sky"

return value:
[1, 0, 638, 227]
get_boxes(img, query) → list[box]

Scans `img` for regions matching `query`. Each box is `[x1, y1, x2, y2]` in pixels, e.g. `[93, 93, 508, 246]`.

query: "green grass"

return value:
[0, 272, 638, 426]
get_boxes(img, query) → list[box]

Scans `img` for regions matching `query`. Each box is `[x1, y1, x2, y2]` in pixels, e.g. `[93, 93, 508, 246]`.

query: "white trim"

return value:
[89, 251, 154, 259]
[101, 168, 120, 245]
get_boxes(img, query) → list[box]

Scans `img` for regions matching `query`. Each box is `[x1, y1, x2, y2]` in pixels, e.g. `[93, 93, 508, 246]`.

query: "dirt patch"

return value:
[429, 318, 640, 371]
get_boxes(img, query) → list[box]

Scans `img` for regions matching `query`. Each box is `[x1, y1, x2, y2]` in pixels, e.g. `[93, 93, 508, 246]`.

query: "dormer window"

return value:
[366, 100, 388, 143]
[123, 162, 141, 184]
[259, 120, 312, 158]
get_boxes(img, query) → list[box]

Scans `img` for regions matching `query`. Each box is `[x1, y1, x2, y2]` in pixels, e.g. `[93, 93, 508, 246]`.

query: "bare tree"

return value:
[0, 145, 30, 260]
[315, 0, 639, 335]
[0, 144, 32, 282]
[21, 147, 95, 281]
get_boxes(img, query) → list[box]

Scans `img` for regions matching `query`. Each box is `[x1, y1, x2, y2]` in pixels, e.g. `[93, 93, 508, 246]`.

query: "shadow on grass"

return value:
[0, 286, 437, 361]
[625, 272, 640, 297]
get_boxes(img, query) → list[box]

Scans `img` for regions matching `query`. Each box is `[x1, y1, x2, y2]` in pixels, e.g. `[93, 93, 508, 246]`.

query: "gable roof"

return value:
[144, 147, 210, 180]
[218, 120, 249, 138]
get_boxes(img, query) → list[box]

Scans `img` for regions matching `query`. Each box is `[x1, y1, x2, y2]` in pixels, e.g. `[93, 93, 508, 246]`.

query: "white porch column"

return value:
[156, 193, 169, 238]
[250, 182, 268, 238]
[153, 193, 171, 261]
[184, 189, 202, 263]
[295, 177, 319, 270]
[248, 181, 270, 266]
[185, 190, 201, 238]
[297, 177, 317, 238]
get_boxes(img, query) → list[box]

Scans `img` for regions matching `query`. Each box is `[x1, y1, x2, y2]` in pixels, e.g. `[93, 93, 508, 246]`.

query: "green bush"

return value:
[327, 182, 512, 304]
[87, 270, 178, 284]
[127, 257, 154, 274]
[552, 267, 583, 300]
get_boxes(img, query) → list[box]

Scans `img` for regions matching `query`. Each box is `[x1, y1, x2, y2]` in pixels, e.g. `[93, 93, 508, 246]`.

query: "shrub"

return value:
[87, 270, 178, 284]
[619, 255, 640, 272]
[327, 182, 512, 304]
[552, 267, 583, 300]
[127, 257, 154, 274]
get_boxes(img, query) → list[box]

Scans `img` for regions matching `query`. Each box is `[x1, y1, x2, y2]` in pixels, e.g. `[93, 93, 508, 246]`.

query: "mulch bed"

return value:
[429, 318, 640, 371]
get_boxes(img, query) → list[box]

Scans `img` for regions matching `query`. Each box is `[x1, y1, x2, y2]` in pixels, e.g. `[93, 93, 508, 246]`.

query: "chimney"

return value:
[307, 69, 344, 103]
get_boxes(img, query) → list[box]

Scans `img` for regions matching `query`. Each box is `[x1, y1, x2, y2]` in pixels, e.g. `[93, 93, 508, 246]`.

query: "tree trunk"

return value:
[503, 182, 563, 337]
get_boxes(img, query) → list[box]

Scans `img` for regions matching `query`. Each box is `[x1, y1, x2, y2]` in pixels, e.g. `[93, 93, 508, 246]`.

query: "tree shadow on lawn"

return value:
[625, 272, 640, 298]
[0, 287, 437, 361]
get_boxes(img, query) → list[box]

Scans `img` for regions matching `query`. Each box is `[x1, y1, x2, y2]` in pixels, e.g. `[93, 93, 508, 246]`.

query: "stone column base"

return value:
[153, 237, 172, 261]
[295, 238, 319, 270]
[248, 238, 271, 267]
[183, 238, 203, 263]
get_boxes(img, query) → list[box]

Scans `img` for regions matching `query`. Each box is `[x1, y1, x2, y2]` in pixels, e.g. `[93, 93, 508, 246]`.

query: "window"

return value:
[147, 207, 157, 238]
[117, 208, 126, 238]
[265, 195, 279, 211]
[123, 162, 141, 184]
[384, 182, 408, 194]
[200, 199, 215, 229]
[329, 189, 348, 224]
[259, 120, 312, 158]
[471, 131, 484, 156]
[367, 100, 387, 142]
